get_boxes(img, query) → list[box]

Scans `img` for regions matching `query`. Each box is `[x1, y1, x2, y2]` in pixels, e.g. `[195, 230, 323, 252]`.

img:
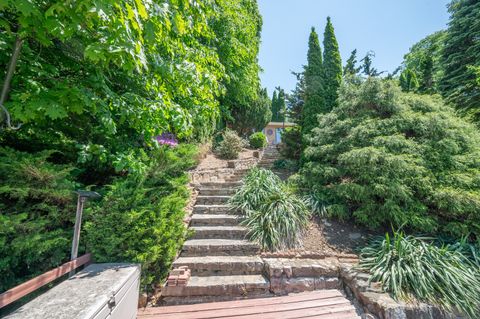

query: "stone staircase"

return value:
[257, 145, 281, 169]
[161, 168, 272, 305]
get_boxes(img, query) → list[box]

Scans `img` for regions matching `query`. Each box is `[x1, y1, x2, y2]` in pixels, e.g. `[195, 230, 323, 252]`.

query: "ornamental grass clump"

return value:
[229, 168, 311, 251]
[229, 167, 282, 214]
[359, 231, 480, 318]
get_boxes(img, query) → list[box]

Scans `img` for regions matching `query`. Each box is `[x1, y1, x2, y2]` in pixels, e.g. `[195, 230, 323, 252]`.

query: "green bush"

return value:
[273, 159, 299, 171]
[230, 168, 311, 251]
[249, 132, 267, 149]
[302, 78, 480, 238]
[279, 126, 302, 160]
[0, 148, 78, 292]
[85, 144, 198, 287]
[215, 129, 246, 159]
[360, 231, 480, 318]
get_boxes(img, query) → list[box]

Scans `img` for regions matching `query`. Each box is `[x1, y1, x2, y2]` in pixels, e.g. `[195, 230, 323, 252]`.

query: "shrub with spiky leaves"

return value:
[229, 168, 282, 214]
[229, 168, 311, 251]
[360, 231, 480, 318]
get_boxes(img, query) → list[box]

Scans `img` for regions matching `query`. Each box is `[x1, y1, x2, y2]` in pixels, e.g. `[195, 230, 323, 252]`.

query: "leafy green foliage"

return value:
[84, 145, 198, 287]
[212, 0, 263, 128]
[440, 0, 480, 121]
[231, 88, 272, 135]
[402, 31, 446, 93]
[215, 129, 245, 159]
[360, 231, 480, 318]
[0, 148, 77, 292]
[230, 168, 310, 251]
[399, 69, 419, 92]
[322, 17, 342, 110]
[301, 78, 480, 238]
[273, 159, 298, 171]
[279, 126, 302, 160]
[249, 132, 267, 149]
[302, 27, 325, 135]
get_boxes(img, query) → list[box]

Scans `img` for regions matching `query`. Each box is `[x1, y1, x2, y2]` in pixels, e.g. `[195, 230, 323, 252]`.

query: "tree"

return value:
[440, 0, 480, 121]
[274, 87, 286, 122]
[399, 69, 419, 92]
[402, 31, 446, 93]
[361, 51, 384, 77]
[322, 17, 342, 110]
[271, 90, 278, 122]
[211, 0, 263, 129]
[302, 27, 325, 135]
[287, 71, 306, 124]
[231, 88, 272, 135]
[344, 49, 361, 77]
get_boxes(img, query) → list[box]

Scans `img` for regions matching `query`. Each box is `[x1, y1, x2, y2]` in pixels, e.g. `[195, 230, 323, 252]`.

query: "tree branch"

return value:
[0, 35, 24, 130]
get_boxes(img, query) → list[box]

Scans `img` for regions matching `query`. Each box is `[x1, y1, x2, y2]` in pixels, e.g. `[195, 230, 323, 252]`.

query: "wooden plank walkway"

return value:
[138, 290, 360, 319]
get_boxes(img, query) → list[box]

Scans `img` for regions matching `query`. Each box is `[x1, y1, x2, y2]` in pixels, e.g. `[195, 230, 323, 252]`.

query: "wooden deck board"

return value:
[138, 290, 360, 319]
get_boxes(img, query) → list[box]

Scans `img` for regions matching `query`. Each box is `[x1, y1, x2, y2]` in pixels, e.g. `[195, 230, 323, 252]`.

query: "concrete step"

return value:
[190, 214, 242, 226]
[191, 226, 248, 239]
[198, 181, 242, 188]
[161, 275, 270, 301]
[195, 195, 231, 205]
[197, 188, 236, 196]
[181, 239, 259, 256]
[193, 204, 235, 215]
[172, 256, 264, 276]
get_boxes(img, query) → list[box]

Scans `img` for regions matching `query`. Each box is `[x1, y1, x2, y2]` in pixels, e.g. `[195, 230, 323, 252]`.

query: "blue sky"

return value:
[258, 0, 451, 95]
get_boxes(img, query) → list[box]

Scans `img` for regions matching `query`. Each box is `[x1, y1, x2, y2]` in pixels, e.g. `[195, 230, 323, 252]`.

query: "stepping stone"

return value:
[190, 214, 242, 227]
[197, 188, 236, 196]
[195, 195, 231, 205]
[173, 256, 264, 276]
[198, 181, 242, 188]
[193, 205, 235, 214]
[181, 239, 259, 256]
[190, 226, 248, 239]
[161, 275, 270, 297]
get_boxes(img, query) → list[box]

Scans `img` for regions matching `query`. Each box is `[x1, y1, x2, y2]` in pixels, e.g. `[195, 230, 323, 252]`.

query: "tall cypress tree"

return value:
[302, 27, 324, 135]
[276, 87, 286, 122]
[271, 90, 278, 122]
[440, 0, 480, 121]
[322, 17, 342, 110]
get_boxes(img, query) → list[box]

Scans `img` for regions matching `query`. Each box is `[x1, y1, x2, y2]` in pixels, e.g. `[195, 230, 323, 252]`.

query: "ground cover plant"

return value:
[230, 168, 310, 250]
[301, 78, 480, 239]
[360, 231, 480, 318]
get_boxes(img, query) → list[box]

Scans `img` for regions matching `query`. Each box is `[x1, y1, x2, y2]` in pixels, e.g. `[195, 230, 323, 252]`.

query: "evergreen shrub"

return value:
[302, 78, 480, 238]
[85, 144, 199, 287]
[249, 132, 267, 149]
[215, 129, 245, 159]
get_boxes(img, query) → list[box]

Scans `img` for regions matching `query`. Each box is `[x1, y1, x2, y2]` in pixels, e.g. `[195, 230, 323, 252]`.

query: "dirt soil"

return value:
[301, 216, 380, 255]
[195, 148, 256, 171]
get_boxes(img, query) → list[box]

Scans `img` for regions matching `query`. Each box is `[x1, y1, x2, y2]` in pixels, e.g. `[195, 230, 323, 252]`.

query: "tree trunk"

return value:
[0, 34, 24, 130]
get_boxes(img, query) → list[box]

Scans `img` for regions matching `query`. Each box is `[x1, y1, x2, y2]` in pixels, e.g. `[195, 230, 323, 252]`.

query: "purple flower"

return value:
[155, 133, 178, 147]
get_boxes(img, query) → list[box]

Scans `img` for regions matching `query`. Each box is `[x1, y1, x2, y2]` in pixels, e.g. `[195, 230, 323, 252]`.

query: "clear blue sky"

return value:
[258, 0, 451, 95]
